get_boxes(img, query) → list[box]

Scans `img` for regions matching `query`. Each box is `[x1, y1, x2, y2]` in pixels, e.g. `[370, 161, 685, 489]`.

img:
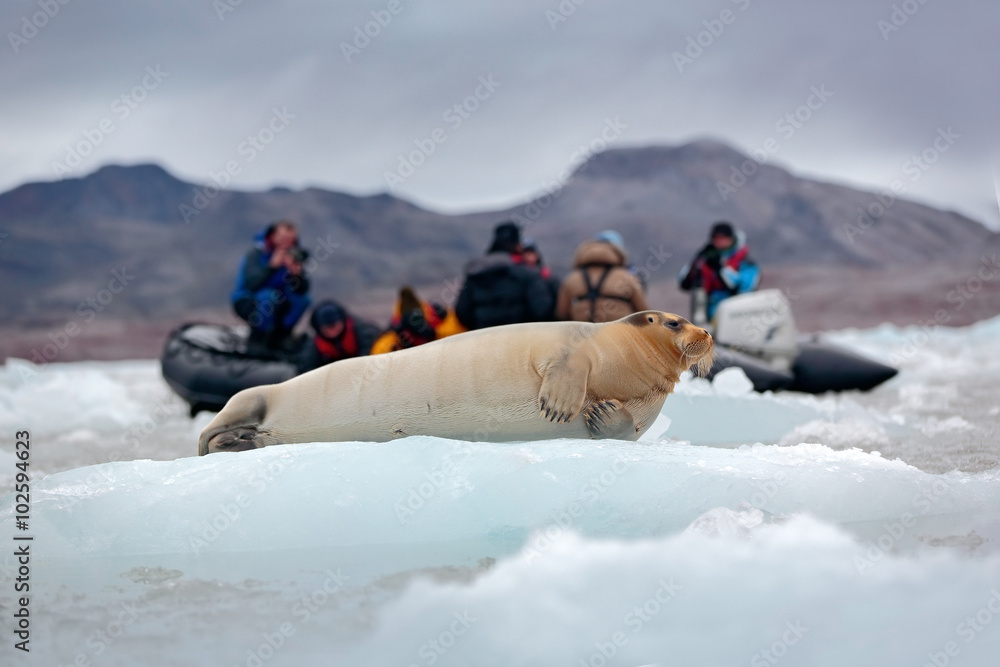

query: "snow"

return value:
[1, 316, 1000, 666]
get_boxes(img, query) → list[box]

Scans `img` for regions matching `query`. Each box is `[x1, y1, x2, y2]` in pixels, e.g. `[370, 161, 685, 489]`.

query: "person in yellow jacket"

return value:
[556, 232, 649, 323]
[371, 286, 466, 354]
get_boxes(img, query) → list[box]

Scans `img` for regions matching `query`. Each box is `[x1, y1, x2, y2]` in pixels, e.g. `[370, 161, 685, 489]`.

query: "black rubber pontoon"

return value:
[707, 339, 898, 394]
[707, 346, 794, 393]
[786, 339, 898, 394]
[161, 323, 298, 416]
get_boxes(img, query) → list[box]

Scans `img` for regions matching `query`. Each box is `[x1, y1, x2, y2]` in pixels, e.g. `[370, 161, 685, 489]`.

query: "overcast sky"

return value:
[2, 0, 997, 228]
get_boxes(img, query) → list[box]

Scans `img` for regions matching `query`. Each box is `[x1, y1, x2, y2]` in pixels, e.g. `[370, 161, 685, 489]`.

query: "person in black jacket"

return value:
[297, 300, 379, 373]
[454, 221, 555, 329]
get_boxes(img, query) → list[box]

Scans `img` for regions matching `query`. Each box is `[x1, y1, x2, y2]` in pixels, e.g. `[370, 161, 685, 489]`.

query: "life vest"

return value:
[370, 326, 435, 355]
[313, 318, 359, 360]
[391, 301, 438, 328]
[390, 301, 465, 338]
[431, 306, 467, 338]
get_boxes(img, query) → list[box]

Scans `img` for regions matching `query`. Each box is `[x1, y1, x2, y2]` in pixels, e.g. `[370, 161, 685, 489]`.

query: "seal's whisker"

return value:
[682, 345, 716, 377]
[696, 349, 715, 377]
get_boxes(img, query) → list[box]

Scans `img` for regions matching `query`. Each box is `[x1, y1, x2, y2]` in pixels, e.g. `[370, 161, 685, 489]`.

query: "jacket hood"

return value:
[720, 228, 748, 257]
[573, 241, 627, 268]
[465, 251, 517, 276]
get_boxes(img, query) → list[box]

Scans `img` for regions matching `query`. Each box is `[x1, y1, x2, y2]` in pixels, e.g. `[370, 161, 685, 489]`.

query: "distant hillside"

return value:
[1, 139, 998, 361]
[0, 164, 483, 325]
[496, 139, 996, 270]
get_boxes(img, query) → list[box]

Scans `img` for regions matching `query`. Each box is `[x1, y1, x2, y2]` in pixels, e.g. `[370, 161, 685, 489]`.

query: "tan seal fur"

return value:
[198, 311, 713, 455]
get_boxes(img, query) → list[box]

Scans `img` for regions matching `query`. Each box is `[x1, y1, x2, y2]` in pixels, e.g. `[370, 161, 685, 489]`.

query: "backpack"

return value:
[574, 265, 633, 323]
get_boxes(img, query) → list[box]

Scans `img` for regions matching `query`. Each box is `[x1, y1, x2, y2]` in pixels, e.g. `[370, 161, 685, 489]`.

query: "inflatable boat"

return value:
[703, 290, 898, 394]
[163, 291, 897, 415]
[161, 323, 298, 416]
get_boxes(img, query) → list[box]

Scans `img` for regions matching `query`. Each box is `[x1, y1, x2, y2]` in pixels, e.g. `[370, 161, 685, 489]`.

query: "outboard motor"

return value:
[711, 289, 799, 371]
[708, 289, 898, 394]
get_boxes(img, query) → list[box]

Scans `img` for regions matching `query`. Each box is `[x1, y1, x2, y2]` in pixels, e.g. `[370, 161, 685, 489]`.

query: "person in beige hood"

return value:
[557, 232, 649, 323]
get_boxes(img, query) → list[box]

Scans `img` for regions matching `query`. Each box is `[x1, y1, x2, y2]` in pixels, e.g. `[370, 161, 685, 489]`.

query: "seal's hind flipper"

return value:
[584, 399, 635, 439]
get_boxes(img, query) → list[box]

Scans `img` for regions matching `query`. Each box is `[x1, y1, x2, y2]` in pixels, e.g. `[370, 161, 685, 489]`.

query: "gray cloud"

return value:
[2, 0, 997, 227]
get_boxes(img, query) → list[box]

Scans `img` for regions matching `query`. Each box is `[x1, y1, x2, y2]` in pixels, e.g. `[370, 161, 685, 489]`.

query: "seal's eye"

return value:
[666, 320, 680, 330]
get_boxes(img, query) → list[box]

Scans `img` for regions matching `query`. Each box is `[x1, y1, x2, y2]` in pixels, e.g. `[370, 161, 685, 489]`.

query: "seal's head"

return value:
[198, 387, 273, 455]
[625, 311, 715, 377]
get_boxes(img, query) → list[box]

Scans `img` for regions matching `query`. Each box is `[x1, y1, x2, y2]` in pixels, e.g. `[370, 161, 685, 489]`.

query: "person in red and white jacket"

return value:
[678, 221, 761, 321]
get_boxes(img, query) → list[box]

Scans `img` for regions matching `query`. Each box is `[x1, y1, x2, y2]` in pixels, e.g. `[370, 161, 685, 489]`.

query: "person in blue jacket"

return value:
[231, 220, 311, 351]
[678, 221, 760, 322]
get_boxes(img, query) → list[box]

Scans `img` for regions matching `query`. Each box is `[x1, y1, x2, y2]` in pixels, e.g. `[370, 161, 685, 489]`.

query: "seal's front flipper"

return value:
[584, 399, 635, 439]
[538, 357, 589, 423]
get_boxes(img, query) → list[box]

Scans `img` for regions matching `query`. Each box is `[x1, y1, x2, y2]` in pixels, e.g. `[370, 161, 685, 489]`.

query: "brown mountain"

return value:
[2, 140, 998, 361]
[500, 139, 995, 268]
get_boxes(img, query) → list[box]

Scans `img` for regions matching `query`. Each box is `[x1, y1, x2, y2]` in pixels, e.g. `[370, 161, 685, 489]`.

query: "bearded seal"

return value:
[198, 311, 713, 454]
